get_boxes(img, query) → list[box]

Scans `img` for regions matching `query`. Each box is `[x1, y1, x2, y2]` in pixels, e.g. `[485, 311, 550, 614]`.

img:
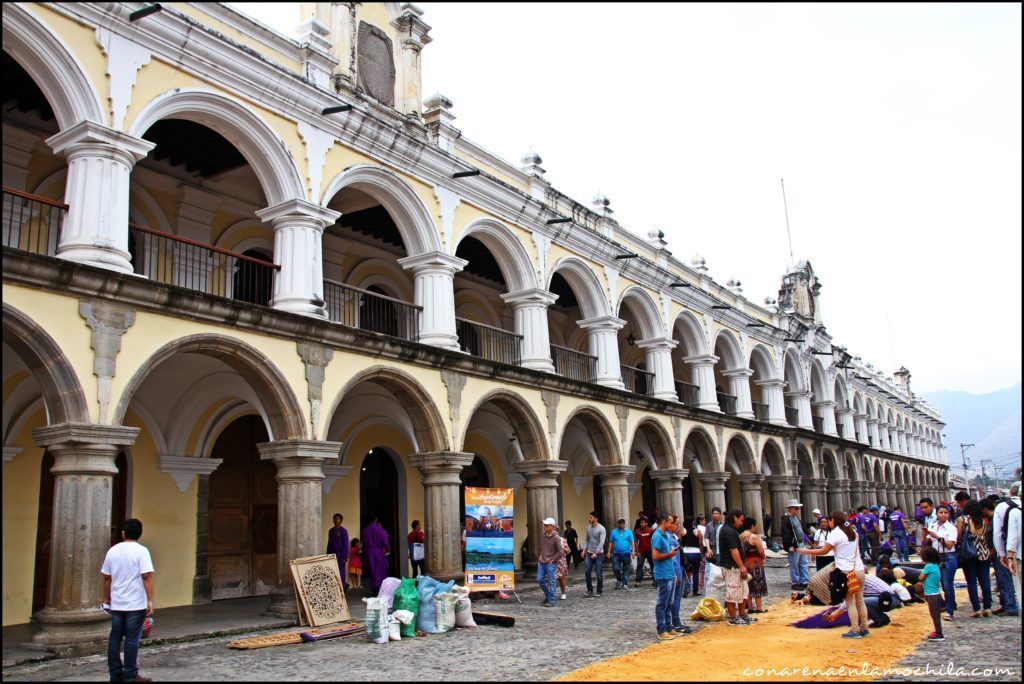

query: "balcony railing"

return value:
[2, 188, 65, 256]
[785, 406, 799, 426]
[675, 381, 700, 407]
[752, 401, 769, 421]
[621, 365, 654, 395]
[323, 279, 420, 342]
[551, 344, 596, 383]
[812, 415, 824, 433]
[717, 391, 737, 415]
[128, 223, 279, 305]
[457, 318, 522, 366]
[837, 423, 845, 439]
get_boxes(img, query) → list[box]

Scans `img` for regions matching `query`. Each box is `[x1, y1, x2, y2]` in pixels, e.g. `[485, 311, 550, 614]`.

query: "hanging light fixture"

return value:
[626, 327, 637, 346]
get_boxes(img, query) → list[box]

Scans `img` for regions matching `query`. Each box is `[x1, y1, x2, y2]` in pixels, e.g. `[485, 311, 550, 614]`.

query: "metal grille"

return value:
[456, 317, 522, 365]
[785, 406, 799, 426]
[675, 381, 700, 406]
[621, 364, 654, 395]
[551, 344, 596, 383]
[2, 188, 65, 256]
[322, 279, 420, 342]
[717, 391, 737, 415]
[752, 401, 769, 421]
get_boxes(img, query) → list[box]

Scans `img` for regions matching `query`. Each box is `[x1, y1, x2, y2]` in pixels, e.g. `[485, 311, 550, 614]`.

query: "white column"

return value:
[813, 400, 839, 437]
[46, 121, 154, 274]
[854, 413, 869, 445]
[756, 379, 788, 425]
[683, 353, 721, 412]
[399, 251, 467, 350]
[786, 389, 814, 429]
[577, 315, 626, 389]
[897, 429, 908, 455]
[636, 337, 679, 400]
[722, 368, 755, 419]
[877, 422, 891, 450]
[836, 408, 855, 441]
[255, 199, 339, 318]
[500, 288, 557, 372]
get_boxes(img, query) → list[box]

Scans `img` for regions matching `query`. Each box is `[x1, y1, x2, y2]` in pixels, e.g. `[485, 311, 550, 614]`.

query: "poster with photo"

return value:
[464, 487, 515, 592]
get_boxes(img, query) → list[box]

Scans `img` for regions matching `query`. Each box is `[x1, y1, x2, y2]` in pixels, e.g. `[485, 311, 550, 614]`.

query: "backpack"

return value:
[1001, 499, 1020, 549]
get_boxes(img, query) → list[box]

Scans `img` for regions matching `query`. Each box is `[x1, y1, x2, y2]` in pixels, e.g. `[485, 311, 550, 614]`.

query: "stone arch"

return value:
[617, 286, 665, 340]
[784, 348, 806, 391]
[749, 344, 779, 379]
[113, 334, 306, 441]
[129, 89, 304, 207]
[853, 391, 865, 415]
[213, 218, 274, 256]
[873, 459, 884, 483]
[2, 4, 105, 130]
[345, 257, 415, 302]
[808, 357, 830, 401]
[559, 406, 622, 467]
[325, 365, 448, 451]
[462, 389, 549, 462]
[822, 449, 841, 480]
[724, 434, 757, 474]
[628, 418, 675, 471]
[713, 329, 745, 370]
[455, 218, 538, 293]
[672, 310, 709, 356]
[761, 439, 787, 476]
[547, 257, 610, 321]
[321, 164, 440, 256]
[845, 452, 859, 481]
[834, 374, 850, 411]
[682, 426, 719, 473]
[796, 444, 816, 479]
[2, 303, 90, 425]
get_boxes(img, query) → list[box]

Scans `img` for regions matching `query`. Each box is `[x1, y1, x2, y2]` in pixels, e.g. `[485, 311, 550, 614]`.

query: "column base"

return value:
[735, 410, 755, 419]
[418, 332, 461, 350]
[521, 358, 555, 373]
[192, 574, 213, 604]
[651, 390, 678, 401]
[56, 244, 133, 275]
[595, 378, 626, 390]
[699, 402, 721, 412]
[264, 584, 299, 623]
[270, 297, 328, 319]
[28, 606, 110, 656]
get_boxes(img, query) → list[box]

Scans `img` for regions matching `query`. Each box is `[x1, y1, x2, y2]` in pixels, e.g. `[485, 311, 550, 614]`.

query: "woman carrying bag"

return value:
[798, 511, 869, 639]
[960, 501, 994, 617]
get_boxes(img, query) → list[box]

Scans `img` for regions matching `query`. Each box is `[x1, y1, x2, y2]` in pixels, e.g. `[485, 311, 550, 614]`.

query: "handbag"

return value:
[411, 542, 425, 562]
[958, 529, 978, 562]
[828, 566, 847, 604]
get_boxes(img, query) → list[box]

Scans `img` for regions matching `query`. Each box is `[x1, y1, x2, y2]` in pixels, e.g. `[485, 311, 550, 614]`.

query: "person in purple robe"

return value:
[361, 514, 391, 593]
[326, 513, 349, 590]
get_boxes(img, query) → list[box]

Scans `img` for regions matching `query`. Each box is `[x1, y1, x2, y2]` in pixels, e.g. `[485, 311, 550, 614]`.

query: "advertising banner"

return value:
[464, 487, 515, 592]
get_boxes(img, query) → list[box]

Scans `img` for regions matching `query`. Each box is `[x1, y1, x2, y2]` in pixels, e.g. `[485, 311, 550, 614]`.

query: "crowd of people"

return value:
[533, 479, 1022, 642]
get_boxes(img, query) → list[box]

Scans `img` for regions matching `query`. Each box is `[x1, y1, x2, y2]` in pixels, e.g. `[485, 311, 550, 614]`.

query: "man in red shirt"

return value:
[634, 518, 655, 587]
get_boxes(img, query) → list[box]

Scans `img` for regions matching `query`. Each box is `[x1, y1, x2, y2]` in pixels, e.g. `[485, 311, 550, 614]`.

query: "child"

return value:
[348, 538, 362, 589]
[920, 546, 944, 641]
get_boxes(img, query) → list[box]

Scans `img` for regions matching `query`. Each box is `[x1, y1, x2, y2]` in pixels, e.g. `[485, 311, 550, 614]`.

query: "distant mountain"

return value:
[923, 383, 1021, 479]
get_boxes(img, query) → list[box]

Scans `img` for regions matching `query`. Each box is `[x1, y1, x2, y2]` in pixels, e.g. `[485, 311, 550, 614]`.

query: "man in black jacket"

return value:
[782, 499, 809, 590]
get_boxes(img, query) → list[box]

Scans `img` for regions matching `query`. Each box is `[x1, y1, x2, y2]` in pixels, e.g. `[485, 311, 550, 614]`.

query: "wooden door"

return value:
[207, 416, 277, 599]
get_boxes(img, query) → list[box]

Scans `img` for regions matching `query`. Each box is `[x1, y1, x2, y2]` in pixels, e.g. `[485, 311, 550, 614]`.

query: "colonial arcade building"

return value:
[2, 2, 948, 650]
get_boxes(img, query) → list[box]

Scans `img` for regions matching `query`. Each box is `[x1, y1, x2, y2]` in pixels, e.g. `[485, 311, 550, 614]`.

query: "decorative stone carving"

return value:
[79, 299, 136, 424]
[3, 447, 23, 466]
[541, 390, 559, 446]
[440, 369, 467, 446]
[357, 22, 395, 105]
[297, 342, 334, 439]
[614, 404, 629, 450]
[158, 454, 222, 492]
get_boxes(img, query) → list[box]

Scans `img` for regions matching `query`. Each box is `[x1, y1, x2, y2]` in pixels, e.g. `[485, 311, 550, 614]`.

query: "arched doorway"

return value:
[33, 450, 128, 614]
[207, 415, 277, 599]
[641, 466, 656, 516]
[459, 454, 491, 519]
[360, 447, 401, 579]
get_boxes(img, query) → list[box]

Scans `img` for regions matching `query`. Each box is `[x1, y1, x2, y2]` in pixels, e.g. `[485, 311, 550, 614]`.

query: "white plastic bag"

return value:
[454, 596, 476, 627]
[362, 597, 389, 644]
[388, 616, 401, 641]
[704, 562, 725, 599]
[434, 592, 457, 632]
[412, 542, 425, 561]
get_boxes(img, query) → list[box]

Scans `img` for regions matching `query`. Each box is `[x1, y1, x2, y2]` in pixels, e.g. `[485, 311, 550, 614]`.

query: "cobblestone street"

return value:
[3, 562, 1021, 681]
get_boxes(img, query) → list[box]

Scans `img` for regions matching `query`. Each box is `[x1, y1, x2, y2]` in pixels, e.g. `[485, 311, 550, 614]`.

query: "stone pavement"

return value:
[3, 560, 1021, 681]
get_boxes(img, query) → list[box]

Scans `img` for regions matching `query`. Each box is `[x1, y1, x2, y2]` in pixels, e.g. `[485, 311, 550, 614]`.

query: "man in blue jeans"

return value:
[781, 500, 809, 589]
[536, 517, 562, 607]
[651, 514, 683, 640]
[888, 505, 911, 563]
[582, 511, 607, 597]
[925, 504, 959, 619]
[607, 518, 635, 590]
[101, 518, 155, 683]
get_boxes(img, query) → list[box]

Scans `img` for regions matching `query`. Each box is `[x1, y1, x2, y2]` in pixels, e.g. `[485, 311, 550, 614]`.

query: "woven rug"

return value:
[228, 623, 364, 649]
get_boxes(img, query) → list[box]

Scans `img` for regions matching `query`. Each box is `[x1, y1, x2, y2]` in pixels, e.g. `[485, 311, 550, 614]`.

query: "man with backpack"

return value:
[992, 482, 1021, 616]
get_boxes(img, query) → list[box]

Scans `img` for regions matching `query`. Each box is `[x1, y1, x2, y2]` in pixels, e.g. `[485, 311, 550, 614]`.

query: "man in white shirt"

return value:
[925, 504, 958, 620]
[101, 518, 155, 683]
[992, 482, 1021, 616]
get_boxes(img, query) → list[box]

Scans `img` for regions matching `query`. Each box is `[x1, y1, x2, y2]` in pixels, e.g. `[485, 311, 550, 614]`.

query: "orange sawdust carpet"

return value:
[556, 591, 966, 682]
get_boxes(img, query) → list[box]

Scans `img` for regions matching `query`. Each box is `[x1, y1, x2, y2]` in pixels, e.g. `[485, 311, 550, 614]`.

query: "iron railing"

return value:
[752, 401, 769, 421]
[785, 406, 799, 426]
[2, 188, 65, 256]
[837, 423, 845, 439]
[128, 223, 279, 305]
[551, 344, 596, 383]
[812, 415, 824, 433]
[457, 318, 522, 366]
[621, 364, 654, 395]
[675, 380, 700, 407]
[717, 391, 737, 415]
[323, 279, 421, 342]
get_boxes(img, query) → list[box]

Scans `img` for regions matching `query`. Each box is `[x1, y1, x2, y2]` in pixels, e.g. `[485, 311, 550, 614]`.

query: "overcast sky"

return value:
[229, 2, 1021, 395]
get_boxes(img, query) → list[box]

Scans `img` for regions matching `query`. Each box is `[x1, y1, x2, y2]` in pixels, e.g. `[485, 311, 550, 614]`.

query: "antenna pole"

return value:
[781, 178, 795, 266]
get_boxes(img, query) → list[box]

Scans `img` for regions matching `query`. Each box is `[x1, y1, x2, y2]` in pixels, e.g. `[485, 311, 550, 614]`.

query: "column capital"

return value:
[592, 464, 637, 478]
[682, 353, 719, 367]
[513, 459, 569, 483]
[398, 250, 468, 275]
[767, 474, 801, 491]
[721, 367, 755, 379]
[635, 336, 678, 352]
[650, 468, 689, 482]
[812, 399, 837, 409]
[257, 440, 341, 481]
[255, 198, 340, 228]
[803, 477, 828, 491]
[835, 407, 853, 416]
[157, 454, 222, 492]
[735, 473, 766, 489]
[866, 417, 879, 425]
[695, 471, 730, 489]
[46, 120, 154, 163]
[500, 288, 559, 307]
[577, 315, 627, 333]
[410, 451, 475, 485]
[33, 423, 139, 449]
[785, 389, 812, 399]
[755, 378, 786, 389]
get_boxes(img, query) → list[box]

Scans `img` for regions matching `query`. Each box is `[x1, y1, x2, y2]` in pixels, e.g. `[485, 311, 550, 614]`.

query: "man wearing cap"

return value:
[992, 481, 1021, 616]
[608, 518, 635, 590]
[781, 499, 809, 590]
[537, 518, 563, 607]
[811, 508, 822, 522]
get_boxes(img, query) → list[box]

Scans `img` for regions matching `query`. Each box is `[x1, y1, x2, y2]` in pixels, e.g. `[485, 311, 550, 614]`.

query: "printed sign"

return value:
[464, 487, 515, 592]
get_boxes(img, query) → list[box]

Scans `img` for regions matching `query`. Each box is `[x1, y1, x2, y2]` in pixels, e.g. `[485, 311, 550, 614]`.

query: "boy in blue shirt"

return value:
[920, 546, 944, 641]
[608, 518, 635, 590]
